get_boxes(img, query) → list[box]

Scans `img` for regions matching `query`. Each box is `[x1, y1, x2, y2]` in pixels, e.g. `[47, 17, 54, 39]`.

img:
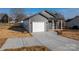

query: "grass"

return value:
[4, 46, 48, 51]
[0, 23, 31, 48]
[58, 29, 79, 40]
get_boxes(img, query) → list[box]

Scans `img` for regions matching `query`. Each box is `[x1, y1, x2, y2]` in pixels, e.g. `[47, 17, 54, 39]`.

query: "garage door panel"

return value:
[32, 22, 45, 32]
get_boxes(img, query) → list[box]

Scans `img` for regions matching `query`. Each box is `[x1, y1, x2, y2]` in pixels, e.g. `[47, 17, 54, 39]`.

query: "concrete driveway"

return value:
[1, 32, 79, 51]
[32, 32, 79, 51]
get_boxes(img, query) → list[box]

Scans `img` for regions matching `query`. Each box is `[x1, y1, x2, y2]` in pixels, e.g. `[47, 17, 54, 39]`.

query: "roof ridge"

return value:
[23, 10, 56, 21]
[44, 10, 56, 18]
[39, 13, 48, 19]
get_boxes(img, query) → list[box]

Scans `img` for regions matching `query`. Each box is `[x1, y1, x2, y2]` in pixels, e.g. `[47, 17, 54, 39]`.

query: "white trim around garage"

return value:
[32, 22, 45, 32]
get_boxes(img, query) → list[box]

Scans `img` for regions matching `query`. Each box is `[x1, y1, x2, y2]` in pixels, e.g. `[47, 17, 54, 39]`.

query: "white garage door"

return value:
[32, 22, 45, 32]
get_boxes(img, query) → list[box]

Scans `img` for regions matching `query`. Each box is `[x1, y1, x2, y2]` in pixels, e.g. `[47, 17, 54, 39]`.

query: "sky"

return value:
[0, 8, 79, 19]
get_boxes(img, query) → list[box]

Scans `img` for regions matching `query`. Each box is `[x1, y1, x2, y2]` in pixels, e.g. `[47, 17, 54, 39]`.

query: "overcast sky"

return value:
[0, 8, 79, 20]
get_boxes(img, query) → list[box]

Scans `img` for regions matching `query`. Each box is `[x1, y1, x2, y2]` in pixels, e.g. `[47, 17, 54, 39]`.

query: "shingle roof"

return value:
[40, 11, 54, 19]
[23, 10, 54, 21]
[23, 10, 64, 21]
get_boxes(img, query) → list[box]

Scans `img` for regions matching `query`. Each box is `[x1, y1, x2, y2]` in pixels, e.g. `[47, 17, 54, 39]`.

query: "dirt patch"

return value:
[4, 46, 48, 51]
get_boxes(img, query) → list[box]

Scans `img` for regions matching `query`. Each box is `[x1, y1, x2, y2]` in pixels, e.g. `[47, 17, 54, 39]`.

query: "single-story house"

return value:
[22, 10, 65, 32]
[66, 16, 79, 29]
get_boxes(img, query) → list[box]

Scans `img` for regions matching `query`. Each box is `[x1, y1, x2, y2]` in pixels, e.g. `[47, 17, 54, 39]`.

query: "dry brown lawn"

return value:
[4, 46, 48, 51]
[0, 23, 31, 48]
[0, 38, 7, 48]
[0, 27, 31, 38]
[59, 29, 79, 40]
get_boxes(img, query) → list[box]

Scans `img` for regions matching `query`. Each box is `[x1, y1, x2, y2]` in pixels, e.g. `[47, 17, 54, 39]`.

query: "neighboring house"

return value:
[0, 14, 27, 24]
[66, 16, 79, 29]
[22, 10, 65, 32]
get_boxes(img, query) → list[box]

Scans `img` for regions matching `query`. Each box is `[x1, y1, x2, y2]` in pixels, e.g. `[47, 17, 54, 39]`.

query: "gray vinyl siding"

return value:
[29, 14, 48, 32]
[46, 22, 49, 31]
[30, 14, 48, 22]
[23, 14, 48, 32]
[22, 20, 29, 31]
[29, 19, 32, 32]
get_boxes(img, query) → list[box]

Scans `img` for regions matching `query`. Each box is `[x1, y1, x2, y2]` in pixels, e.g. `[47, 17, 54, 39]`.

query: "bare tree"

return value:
[10, 8, 27, 22]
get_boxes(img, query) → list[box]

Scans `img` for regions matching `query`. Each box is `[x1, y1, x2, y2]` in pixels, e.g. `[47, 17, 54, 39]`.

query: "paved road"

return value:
[1, 32, 79, 51]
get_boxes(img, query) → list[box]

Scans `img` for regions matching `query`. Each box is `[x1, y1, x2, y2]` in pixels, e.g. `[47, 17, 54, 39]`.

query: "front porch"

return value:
[48, 19, 65, 31]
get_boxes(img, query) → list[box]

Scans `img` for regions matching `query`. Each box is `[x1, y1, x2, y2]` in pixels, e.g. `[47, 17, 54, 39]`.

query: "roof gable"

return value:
[40, 11, 54, 19]
[30, 14, 48, 22]
[23, 10, 64, 21]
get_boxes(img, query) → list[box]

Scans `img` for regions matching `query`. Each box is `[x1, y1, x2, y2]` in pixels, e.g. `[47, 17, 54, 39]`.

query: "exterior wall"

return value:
[22, 13, 65, 32]
[31, 14, 48, 22]
[66, 18, 79, 28]
[22, 15, 48, 32]
[29, 14, 48, 32]
[29, 19, 32, 32]
[22, 20, 29, 31]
